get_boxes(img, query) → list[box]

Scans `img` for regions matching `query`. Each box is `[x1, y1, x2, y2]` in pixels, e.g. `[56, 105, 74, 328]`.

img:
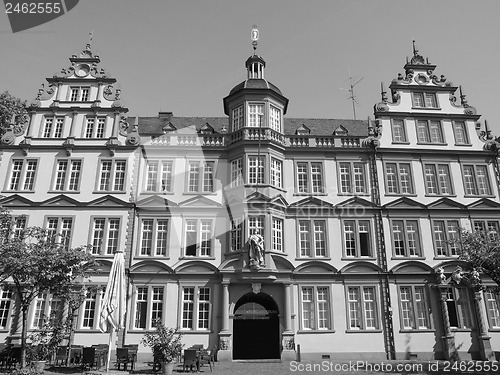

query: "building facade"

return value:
[1, 40, 500, 362]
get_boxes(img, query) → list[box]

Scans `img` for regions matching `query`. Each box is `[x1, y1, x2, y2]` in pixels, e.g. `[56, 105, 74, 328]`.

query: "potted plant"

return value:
[141, 319, 184, 375]
[27, 344, 50, 373]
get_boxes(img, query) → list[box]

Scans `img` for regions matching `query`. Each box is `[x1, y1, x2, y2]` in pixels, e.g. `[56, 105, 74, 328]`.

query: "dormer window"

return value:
[412, 92, 438, 108]
[70, 87, 90, 102]
[248, 104, 264, 127]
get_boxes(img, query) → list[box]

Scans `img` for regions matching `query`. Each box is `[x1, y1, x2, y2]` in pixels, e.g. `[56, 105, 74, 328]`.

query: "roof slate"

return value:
[131, 116, 368, 137]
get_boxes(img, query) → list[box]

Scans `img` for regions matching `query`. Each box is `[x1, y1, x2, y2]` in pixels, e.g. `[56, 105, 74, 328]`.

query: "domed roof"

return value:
[229, 78, 283, 96]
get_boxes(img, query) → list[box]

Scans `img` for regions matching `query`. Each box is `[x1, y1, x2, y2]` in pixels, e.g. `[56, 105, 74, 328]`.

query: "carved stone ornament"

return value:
[374, 102, 389, 112]
[483, 140, 500, 151]
[219, 337, 229, 350]
[1, 132, 15, 145]
[126, 132, 141, 146]
[282, 336, 295, 350]
[119, 115, 130, 137]
[251, 283, 262, 294]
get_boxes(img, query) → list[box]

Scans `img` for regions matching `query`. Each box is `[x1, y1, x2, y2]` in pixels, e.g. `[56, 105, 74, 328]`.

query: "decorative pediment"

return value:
[466, 198, 500, 210]
[178, 195, 221, 208]
[40, 195, 81, 207]
[245, 191, 271, 203]
[269, 194, 289, 208]
[427, 198, 467, 210]
[175, 261, 219, 274]
[336, 197, 376, 209]
[294, 261, 337, 274]
[333, 125, 348, 136]
[295, 124, 310, 135]
[271, 255, 294, 272]
[288, 197, 333, 209]
[383, 197, 427, 210]
[162, 122, 176, 133]
[390, 261, 434, 274]
[88, 195, 131, 208]
[0, 194, 34, 207]
[129, 260, 173, 274]
[136, 195, 177, 210]
[200, 123, 214, 134]
[218, 258, 240, 271]
[340, 261, 382, 274]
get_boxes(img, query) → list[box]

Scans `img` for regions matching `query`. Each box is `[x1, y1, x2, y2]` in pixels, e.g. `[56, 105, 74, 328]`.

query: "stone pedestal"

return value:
[217, 332, 232, 362]
[281, 333, 296, 361]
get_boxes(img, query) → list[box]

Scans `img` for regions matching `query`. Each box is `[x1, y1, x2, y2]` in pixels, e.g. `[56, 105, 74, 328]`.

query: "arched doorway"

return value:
[233, 292, 280, 360]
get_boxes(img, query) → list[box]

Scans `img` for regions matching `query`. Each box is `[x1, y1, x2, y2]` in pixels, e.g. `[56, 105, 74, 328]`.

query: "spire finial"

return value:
[87, 30, 94, 51]
[251, 25, 259, 54]
[459, 85, 468, 106]
[381, 82, 388, 103]
[412, 40, 418, 56]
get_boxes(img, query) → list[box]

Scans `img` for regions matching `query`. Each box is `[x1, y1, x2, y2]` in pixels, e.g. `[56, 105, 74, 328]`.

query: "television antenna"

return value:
[340, 67, 363, 120]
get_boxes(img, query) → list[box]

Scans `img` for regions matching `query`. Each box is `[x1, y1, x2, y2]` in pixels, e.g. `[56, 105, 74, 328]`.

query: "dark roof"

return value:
[134, 116, 368, 137]
[229, 79, 283, 96]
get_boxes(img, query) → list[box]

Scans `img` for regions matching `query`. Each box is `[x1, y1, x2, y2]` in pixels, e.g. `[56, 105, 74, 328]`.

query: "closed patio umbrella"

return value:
[99, 249, 126, 372]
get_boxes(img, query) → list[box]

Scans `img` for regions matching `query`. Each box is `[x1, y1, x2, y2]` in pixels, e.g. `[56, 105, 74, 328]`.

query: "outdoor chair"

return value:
[54, 346, 68, 366]
[182, 349, 198, 372]
[69, 345, 83, 365]
[198, 349, 212, 372]
[208, 345, 217, 367]
[116, 348, 131, 371]
[82, 347, 99, 370]
[7, 346, 21, 369]
[0, 344, 8, 369]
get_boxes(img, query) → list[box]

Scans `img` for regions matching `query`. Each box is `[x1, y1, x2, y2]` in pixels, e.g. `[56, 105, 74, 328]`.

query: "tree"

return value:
[0, 206, 98, 368]
[457, 228, 500, 293]
[0, 91, 28, 137]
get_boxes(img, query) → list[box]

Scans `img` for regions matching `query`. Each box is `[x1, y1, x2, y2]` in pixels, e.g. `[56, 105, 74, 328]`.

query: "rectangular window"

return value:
[90, 218, 120, 255]
[272, 217, 283, 252]
[84, 116, 106, 138]
[347, 286, 379, 330]
[385, 162, 413, 195]
[399, 286, 431, 329]
[270, 158, 282, 189]
[248, 156, 264, 185]
[248, 104, 264, 128]
[413, 92, 438, 108]
[8, 159, 38, 191]
[54, 159, 82, 191]
[42, 116, 65, 138]
[453, 121, 469, 145]
[269, 105, 281, 132]
[485, 288, 500, 329]
[0, 288, 13, 330]
[391, 119, 407, 143]
[417, 120, 444, 143]
[423, 163, 453, 195]
[230, 218, 243, 252]
[296, 162, 324, 194]
[473, 220, 499, 234]
[298, 220, 327, 258]
[98, 160, 126, 191]
[392, 219, 421, 257]
[184, 219, 213, 257]
[232, 105, 244, 132]
[81, 287, 105, 329]
[463, 165, 492, 196]
[69, 87, 90, 102]
[181, 286, 211, 330]
[343, 220, 372, 257]
[230, 158, 243, 187]
[45, 217, 73, 249]
[339, 162, 367, 194]
[139, 219, 169, 256]
[145, 160, 173, 193]
[133, 286, 164, 329]
[188, 161, 214, 193]
[445, 287, 473, 329]
[433, 220, 459, 257]
[301, 286, 331, 331]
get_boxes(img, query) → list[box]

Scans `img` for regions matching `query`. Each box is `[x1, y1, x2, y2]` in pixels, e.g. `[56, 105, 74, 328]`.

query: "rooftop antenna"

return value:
[340, 67, 363, 120]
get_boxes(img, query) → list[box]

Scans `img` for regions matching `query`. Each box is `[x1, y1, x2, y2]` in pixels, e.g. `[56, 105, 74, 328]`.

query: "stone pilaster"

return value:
[438, 288, 456, 360]
[473, 289, 495, 360]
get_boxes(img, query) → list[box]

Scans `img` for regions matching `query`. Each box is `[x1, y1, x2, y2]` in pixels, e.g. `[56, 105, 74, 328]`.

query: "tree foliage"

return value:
[457, 228, 500, 292]
[0, 91, 28, 136]
[0, 205, 98, 367]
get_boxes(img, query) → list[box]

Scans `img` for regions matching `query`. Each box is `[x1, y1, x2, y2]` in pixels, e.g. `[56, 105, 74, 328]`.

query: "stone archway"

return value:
[232, 292, 280, 360]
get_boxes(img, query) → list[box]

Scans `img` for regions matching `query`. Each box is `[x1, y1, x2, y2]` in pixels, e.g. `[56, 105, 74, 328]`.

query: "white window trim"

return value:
[299, 285, 333, 332]
[178, 285, 212, 331]
[131, 285, 165, 330]
[6, 158, 39, 192]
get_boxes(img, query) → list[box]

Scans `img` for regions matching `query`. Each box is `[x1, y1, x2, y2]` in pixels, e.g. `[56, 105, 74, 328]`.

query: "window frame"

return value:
[390, 119, 408, 143]
[461, 164, 493, 197]
[270, 157, 283, 189]
[78, 286, 105, 330]
[41, 115, 65, 138]
[398, 285, 432, 331]
[390, 219, 423, 258]
[179, 285, 212, 331]
[230, 157, 243, 187]
[247, 103, 264, 128]
[132, 285, 165, 330]
[416, 119, 446, 144]
[337, 161, 368, 195]
[229, 217, 243, 252]
[299, 285, 333, 332]
[186, 160, 216, 193]
[484, 287, 500, 330]
[183, 218, 214, 258]
[295, 161, 325, 194]
[431, 219, 460, 258]
[443, 286, 474, 330]
[144, 159, 174, 193]
[345, 285, 381, 331]
[271, 217, 283, 252]
[52, 158, 83, 192]
[44, 216, 74, 249]
[297, 219, 328, 258]
[83, 116, 107, 139]
[31, 292, 64, 329]
[452, 121, 470, 145]
[96, 159, 127, 192]
[232, 105, 244, 132]
[269, 105, 282, 133]
[88, 217, 121, 256]
[342, 219, 373, 258]
[5, 158, 39, 192]
[422, 162, 454, 196]
[0, 287, 14, 330]
[137, 218, 169, 257]
[384, 161, 414, 195]
[247, 155, 265, 186]
[68, 86, 90, 102]
[412, 92, 439, 109]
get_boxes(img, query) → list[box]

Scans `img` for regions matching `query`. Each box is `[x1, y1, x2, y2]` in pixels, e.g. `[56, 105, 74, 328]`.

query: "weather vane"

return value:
[251, 25, 259, 53]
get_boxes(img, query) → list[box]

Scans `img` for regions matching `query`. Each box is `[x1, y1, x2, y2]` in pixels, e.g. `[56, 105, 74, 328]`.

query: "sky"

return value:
[1, 0, 499, 136]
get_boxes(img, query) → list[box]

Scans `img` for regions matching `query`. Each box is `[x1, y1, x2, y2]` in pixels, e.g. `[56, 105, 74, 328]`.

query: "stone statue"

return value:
[249, 229, 265, 269]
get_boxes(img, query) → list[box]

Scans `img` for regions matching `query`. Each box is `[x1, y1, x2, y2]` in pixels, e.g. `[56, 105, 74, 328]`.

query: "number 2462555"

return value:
[5, 2, 62, 14]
